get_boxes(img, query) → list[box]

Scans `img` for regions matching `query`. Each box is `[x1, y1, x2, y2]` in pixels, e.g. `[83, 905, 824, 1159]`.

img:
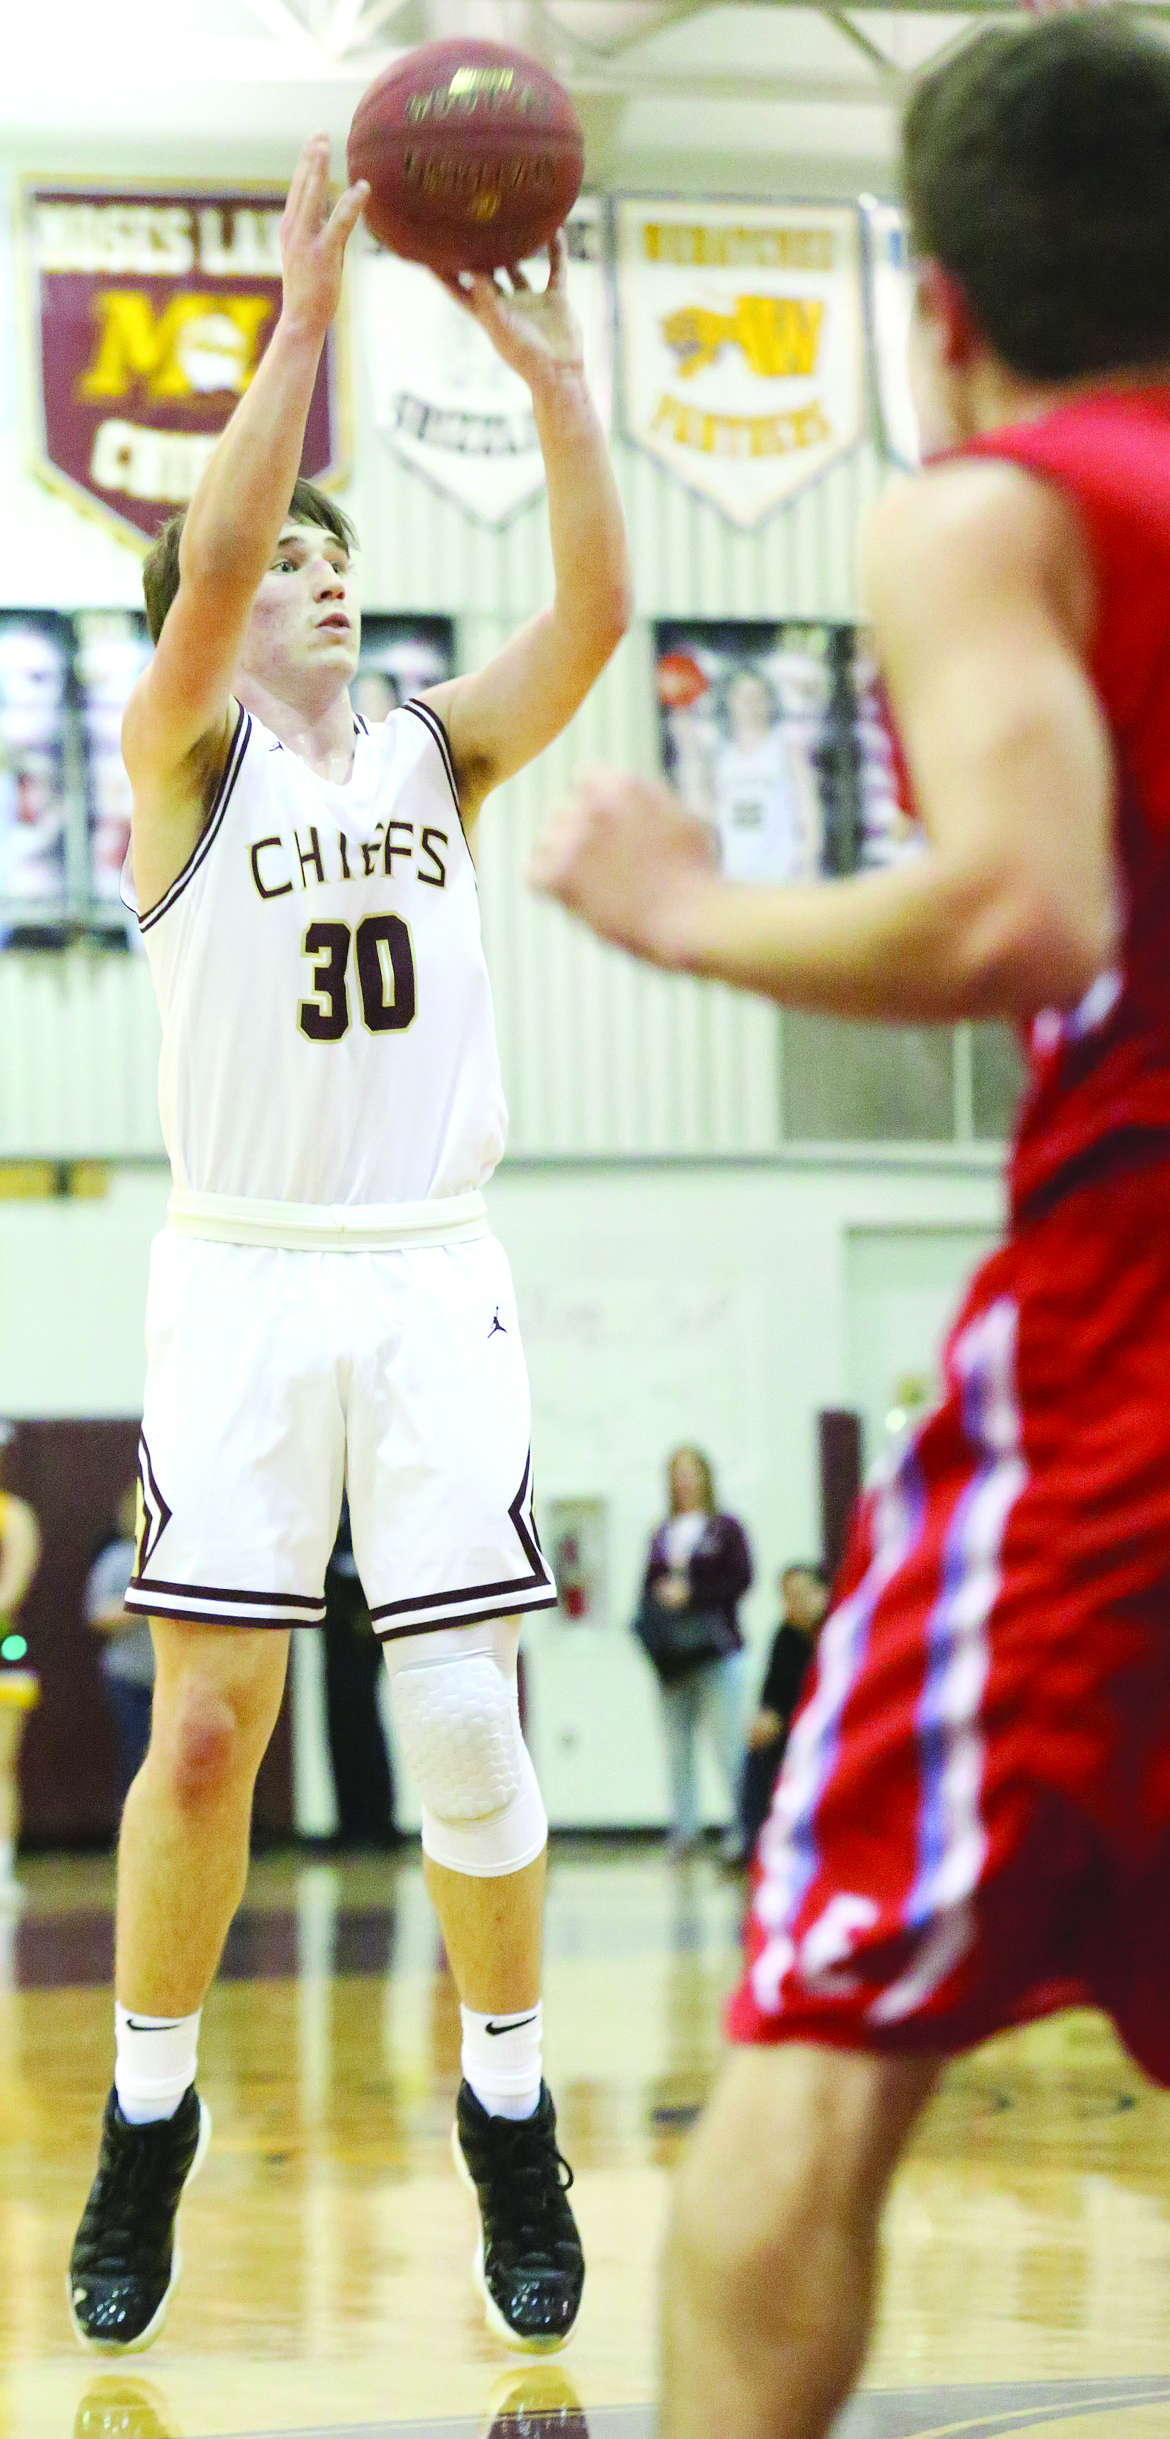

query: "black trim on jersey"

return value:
[139, 704, 252, 934]
[124, 1596, 321, 1631]
[354, 713, 370, 735]
[135, 1433, 172, 1573]
[367, 1449, 556, 1632]
[126, 1573, 324, 1611]
[403, 698, 462, 826]
[375, 1585, 559, 1644]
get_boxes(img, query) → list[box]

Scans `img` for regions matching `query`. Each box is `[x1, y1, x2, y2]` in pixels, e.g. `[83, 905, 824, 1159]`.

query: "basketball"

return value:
[347, 39, 585, 275]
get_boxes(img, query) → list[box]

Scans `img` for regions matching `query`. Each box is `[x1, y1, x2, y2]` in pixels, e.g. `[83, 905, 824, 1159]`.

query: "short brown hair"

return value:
[142, 478, 358, 645]
[903, 16, 1170, 381]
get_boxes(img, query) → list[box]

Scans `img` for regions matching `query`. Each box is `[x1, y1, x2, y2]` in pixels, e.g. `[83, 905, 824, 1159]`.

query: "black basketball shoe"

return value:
[453, 2080, 584, 2351]
[68, 2086, 210, 2353]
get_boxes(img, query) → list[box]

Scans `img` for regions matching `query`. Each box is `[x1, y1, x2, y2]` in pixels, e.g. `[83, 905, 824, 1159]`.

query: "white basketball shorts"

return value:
[125, 1201, 556, 1639]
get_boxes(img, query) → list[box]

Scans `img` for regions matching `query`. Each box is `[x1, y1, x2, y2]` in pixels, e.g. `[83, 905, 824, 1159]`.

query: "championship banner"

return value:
[358, 198, 611, 526]
[863, 202, 919, 468]
[21, 186, 344, 548]
[615, 201, 865, 524]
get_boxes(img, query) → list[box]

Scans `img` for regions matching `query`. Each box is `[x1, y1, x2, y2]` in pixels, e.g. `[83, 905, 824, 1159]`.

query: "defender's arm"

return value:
[123, 138, 366, 910]
[419, 239, 632, 832]
[531, 463, 1118, 1022]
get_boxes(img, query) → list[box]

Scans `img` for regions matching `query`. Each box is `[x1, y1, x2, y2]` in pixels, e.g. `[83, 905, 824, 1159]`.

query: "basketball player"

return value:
[68, 136, 630, 2354]
[532, 19, 1170, 2432]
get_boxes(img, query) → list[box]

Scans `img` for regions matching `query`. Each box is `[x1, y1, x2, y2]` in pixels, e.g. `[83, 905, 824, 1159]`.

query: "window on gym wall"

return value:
[970, 1023, 1028, 1142]
[780, 1015, 957, 1143]
[776, 1016, 1026, 1147]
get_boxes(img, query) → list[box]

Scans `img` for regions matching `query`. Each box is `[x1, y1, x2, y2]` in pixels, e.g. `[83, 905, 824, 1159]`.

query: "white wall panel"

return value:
[0, 951, 162, 1159]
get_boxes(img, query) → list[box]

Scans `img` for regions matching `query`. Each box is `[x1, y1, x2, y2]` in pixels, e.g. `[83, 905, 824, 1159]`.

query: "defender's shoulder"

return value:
[862, 458, 1092, 644]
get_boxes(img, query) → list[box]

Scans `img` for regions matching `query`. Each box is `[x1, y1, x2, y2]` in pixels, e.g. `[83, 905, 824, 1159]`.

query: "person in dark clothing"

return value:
[640, 1447, 753, 1859]
[85, 1488, 156, 1809]
[323, 1495, 397, 1850]
[739, 1562, 829, 1858]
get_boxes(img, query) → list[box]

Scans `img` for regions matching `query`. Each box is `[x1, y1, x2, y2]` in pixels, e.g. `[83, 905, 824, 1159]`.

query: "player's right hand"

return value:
[279, 134, 369, 336]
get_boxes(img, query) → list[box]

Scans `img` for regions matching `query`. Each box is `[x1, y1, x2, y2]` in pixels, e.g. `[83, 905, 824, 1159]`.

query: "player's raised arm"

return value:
[123, 138, 367, 898]
[532, 460, 1119, 1025]
[419, 232, 633, 827]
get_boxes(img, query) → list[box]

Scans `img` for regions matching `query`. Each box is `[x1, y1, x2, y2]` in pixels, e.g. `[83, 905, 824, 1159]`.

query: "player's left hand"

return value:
[529, 766, 720, 967]
[439, 230, 585, 387]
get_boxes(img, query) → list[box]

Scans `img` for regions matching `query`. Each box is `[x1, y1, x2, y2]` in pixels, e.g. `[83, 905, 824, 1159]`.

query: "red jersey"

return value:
[894, 389, 1170, 1213]
[730, 391, 1170, 2083]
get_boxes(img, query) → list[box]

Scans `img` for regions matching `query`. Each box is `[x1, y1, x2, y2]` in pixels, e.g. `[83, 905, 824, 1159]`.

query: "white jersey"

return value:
[713, 731, 806, 884]
[126, 699, 508, 1205]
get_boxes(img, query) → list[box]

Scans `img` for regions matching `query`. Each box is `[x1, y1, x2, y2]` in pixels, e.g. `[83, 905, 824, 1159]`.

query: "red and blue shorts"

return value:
[730, 1156, 1170, 2085]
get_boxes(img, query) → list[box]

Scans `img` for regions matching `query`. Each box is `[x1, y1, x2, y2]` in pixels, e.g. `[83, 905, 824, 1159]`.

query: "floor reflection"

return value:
[73, 2376, 178, 2438]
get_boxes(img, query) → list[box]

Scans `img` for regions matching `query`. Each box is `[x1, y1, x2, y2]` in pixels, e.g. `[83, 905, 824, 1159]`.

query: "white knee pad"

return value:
[383, 1620, 547, 1877]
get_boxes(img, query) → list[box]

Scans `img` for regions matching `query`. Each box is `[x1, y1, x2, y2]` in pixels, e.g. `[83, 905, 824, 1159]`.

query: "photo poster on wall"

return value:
[0, 606, 153, 947]
[654, 620, 919, 881]
[350, 614, 456, 722]
[76, 611, 153, 925]
[0, 610, 75, 946]
[0, 611, 456, 950]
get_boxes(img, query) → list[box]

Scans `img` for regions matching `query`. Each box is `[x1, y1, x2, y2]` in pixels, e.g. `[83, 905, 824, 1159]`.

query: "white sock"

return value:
[114, 2004, 201, 2125]
[460, 2002, 543, 2120]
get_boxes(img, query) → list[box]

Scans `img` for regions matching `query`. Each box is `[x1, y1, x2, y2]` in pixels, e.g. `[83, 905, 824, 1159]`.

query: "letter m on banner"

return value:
[21, 184, 345, 549]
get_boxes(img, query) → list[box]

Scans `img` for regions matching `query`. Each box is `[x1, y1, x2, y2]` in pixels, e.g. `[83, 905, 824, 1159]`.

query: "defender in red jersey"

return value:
[532, 18, 1170, 2437]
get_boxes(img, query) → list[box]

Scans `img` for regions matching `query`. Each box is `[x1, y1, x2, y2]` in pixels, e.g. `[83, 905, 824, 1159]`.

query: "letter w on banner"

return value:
[357, 199, 610, 526]
[21, 187, 343, 549]
[616, 201, 865, 525]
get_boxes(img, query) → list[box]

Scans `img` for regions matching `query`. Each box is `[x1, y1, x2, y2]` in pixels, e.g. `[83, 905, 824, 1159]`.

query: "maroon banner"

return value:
[23, 186, 343, 547]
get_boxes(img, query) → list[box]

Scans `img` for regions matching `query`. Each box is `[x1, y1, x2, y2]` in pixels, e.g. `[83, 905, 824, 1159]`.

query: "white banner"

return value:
[358, 199, 611, 526]
[864, 202, 919, 468]
[615, 201, 865, 525]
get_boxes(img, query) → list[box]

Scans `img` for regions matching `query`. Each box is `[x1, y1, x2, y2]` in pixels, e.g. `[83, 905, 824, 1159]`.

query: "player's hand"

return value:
[530, 766, 720, 968]
[439, 230, 585, 388]
[280, 135, 369, 337]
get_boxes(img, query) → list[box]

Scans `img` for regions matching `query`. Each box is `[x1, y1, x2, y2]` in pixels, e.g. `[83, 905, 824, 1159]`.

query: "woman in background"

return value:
[640, 1447, 752, 1860]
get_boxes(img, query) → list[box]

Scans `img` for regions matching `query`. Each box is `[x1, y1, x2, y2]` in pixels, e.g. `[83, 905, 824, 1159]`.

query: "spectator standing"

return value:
[85, 1488, 154, 1807]
[637, 1448, 752, 1860]
[0, 1425, 42, 1900]
[739, 1563, 829, 1860]
[323, 1495, 397, 1850]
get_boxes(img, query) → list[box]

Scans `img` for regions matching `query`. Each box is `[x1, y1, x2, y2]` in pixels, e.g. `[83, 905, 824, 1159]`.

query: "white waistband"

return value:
[166, 1188, 489, 1250]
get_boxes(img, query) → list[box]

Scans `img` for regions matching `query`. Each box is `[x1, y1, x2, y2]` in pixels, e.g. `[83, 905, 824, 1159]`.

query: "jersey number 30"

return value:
[299, 916, 416, 1041]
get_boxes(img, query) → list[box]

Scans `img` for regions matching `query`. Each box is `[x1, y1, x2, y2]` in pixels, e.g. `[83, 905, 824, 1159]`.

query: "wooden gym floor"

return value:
[2, 1843, 1170, 2439]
